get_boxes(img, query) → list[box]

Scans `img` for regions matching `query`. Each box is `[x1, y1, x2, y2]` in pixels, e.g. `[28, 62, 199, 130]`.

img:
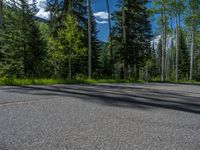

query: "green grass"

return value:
[0, 78, 142, 86]
[0, 77, 198, 86]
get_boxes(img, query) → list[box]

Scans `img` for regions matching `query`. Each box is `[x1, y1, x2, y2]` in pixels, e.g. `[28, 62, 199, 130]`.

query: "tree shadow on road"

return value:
[1, 84, 200, 115]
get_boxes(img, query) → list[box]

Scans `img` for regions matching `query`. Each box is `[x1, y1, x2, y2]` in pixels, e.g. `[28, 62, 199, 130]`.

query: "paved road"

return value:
[0, 83, 200, 150]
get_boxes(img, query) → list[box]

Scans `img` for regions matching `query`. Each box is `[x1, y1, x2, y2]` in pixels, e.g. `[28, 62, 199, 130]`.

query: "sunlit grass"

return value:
[0, 78, 142, 86]
[0, 77, 198, 86]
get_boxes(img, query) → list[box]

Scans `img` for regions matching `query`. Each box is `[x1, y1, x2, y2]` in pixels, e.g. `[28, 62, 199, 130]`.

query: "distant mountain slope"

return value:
[151, 35, 175, 51]
[33, 16, 48, 23]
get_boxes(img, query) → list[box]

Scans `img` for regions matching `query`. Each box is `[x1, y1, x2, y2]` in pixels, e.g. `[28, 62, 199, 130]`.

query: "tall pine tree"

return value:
[112, 0, 151, 79]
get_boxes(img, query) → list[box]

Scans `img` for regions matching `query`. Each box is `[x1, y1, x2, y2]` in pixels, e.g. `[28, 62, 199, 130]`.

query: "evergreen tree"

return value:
[46, 0, 100, 78]
[91, 12, 101, 77]
[0, 0, 45, 77]
[99, 42, 111, 77]
[112, 0, 151, 79]
[178, 30, 190, 79]
[58, 14, 86, 79]
[194, 31, 200, 80]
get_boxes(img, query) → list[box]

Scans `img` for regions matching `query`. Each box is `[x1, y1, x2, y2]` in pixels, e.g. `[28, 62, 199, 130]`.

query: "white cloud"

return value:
[94, 11, 109, 24]
[36, 8, 50, 19]
[96, 20, 108, 24]
[35, 0, 50, 19]
[94, 11, 108, 20]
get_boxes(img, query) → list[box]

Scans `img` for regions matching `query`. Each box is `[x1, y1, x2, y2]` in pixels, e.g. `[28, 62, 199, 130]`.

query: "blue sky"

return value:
[92, 0, 156, 41]
[36, 0, 155, 42]
[92, 0, 118, 41]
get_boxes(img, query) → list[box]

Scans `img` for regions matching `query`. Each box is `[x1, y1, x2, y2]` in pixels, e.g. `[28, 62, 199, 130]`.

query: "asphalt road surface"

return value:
[0, 83, 200, 150]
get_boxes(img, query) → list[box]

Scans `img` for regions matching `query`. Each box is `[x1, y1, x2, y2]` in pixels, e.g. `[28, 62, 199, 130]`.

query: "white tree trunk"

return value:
[190, 29, 194, 80]
[122, 1, 127, 79]
[170, 15, 175, 79]
[164, 6, 167, 81]
[190, 3, 195, 81]
[161, 3, 166, 81]
[88, 0, 92, 78]
[175, 16, 179, 81]
[0, 0, 3, 26]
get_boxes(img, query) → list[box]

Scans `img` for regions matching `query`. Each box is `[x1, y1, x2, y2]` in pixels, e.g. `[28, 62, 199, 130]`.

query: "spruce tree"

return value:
[0, 0, 45, 77]
[178, 30, 190, 79]
[113, 0, 151, 79]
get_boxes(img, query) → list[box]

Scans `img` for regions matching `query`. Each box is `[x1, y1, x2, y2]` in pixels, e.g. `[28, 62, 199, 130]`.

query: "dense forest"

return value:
[0, 0, 200, 82]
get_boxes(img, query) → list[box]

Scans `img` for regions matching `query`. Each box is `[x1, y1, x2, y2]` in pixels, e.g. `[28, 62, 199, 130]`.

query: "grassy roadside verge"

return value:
[0, 78, 198, 86]
[0, 78, 143, 86]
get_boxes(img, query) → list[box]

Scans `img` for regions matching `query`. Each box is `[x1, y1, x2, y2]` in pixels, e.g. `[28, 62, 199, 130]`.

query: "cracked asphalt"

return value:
[0, 83, 200, 150]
